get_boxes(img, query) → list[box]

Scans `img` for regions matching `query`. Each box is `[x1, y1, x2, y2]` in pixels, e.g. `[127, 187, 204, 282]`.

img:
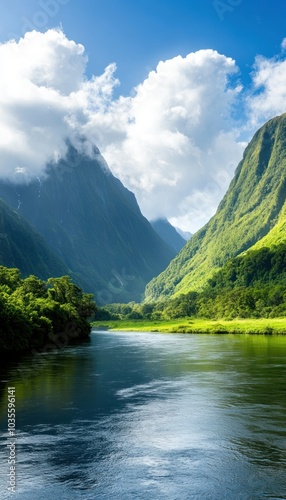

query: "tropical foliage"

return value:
[105, 242, 286, 321]
[0, 266, 97, 354]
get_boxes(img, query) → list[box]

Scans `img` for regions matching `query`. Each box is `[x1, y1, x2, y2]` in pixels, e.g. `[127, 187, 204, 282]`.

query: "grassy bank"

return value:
[92, 317, 286, 334]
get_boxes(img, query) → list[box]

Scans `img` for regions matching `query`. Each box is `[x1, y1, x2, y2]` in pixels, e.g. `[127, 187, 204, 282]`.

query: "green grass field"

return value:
[92, 317, 286, 334]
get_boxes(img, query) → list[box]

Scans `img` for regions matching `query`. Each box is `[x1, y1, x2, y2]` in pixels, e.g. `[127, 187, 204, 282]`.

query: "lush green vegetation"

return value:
[146, 113, 286, 301]
[97, 240, 286, 330]
[0, 266, 96, 354]
[92, 318, 286, 335]
[129, 116, 286, 327]
[200, 242, 286, 319]
[99, 283, 286, 323]
[3, 115, 286, 345]
[250, 201, 286, 250]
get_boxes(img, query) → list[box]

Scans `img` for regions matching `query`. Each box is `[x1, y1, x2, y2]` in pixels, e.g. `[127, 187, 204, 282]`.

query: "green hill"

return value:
[247, 201, 286, 251]
[145, 113, 286, 301]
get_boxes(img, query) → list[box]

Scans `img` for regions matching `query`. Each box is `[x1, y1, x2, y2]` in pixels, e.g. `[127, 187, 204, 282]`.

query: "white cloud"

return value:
[93, 51, 245, 231]
[2, 29, 286, 233]
[0, 29, 118, 182]
[247, 48, 286, 128]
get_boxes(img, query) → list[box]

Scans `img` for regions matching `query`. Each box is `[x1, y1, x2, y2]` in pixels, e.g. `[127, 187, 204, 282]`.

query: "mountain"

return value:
[0, 198, 68, 279]
[175, 227, 192, 241]
[151, 218, 187, 253]
[0, 146, 175, 303]
[145, 112, 286, 301]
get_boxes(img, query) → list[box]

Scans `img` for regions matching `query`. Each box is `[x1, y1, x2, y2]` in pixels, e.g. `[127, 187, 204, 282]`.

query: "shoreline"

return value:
[92, 317, 286, 335]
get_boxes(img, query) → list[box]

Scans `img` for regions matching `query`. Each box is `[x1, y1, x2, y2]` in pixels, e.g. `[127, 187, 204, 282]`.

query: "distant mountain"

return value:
[0, 198, 68, 279]
[175, 227, 192, 241]
[145, 112, 286, 301]
[151, 218, 187, 253]
[0, 146, 175, 303]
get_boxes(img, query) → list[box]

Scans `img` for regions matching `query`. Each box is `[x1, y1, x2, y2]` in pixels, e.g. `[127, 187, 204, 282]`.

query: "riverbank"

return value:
[92, 317, 286, 334]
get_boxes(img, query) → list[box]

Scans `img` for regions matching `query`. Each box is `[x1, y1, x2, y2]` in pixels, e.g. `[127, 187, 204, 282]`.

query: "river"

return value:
[0, 331, 286, 499]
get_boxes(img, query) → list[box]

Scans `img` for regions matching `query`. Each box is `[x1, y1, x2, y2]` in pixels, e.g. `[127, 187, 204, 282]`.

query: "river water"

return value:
[0, 331, 286, 499]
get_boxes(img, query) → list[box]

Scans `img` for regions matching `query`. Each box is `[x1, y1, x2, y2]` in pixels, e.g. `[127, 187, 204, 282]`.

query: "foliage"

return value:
[100, 241, 286, 322]
[0, 267, 97, 354]
[92, 317, 286, 334]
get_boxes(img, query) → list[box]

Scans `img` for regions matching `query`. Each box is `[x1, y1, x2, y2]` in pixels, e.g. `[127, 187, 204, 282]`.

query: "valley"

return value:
[2, 113, 286, 353]
[1, 13, 286, 499]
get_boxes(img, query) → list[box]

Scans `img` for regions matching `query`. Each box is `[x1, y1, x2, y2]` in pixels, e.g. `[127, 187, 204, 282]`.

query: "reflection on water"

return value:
[0, 332, 286, 499]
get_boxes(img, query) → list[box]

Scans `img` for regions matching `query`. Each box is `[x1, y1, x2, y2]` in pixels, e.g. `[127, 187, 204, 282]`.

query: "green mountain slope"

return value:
[145, 113, 286, 301]
[0, 198, 69, 279]
[247, 201, 286, 251]
[0, 146, 175, 303]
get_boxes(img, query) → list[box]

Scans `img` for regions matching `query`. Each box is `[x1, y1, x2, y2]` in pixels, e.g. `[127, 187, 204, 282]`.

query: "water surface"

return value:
[0, 331, 286, 499]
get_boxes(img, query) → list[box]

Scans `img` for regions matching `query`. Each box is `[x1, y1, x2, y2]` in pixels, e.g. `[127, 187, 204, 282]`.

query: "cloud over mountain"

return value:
[0, 29, 117, 182]
[100, 50, 245, 232]
[1, 29, 286, 231]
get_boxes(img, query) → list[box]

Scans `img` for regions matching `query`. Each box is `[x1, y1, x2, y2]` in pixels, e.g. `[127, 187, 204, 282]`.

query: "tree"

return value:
[0, 267, 21, 292]
[0, 267, 97, 354]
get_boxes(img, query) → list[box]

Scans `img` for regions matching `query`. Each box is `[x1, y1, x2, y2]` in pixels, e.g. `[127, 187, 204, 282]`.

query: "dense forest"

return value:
[104, 243, 286, 321]
[0, 266, 97, 354]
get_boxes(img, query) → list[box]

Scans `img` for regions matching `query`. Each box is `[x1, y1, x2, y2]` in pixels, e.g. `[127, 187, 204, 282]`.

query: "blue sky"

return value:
[2, 0, 286, 94]
[1, 1, 286, 231]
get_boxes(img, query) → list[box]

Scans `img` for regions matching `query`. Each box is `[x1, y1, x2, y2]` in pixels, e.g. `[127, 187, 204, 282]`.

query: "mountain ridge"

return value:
[145, 112, 286, 301]
[151, 218, 187, 253]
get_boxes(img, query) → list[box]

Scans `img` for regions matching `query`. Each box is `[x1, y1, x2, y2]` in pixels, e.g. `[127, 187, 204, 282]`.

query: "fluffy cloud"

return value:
[247, 42, 286, 127]
[98, 51, 245, 231]
[0, 29, 118, 182]
[1, 29, 286, 232]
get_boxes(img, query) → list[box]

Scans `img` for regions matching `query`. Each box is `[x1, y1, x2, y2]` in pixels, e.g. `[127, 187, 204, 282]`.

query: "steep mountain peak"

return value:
[0, 145, 175, 303]
[151, 218, 187, 253]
